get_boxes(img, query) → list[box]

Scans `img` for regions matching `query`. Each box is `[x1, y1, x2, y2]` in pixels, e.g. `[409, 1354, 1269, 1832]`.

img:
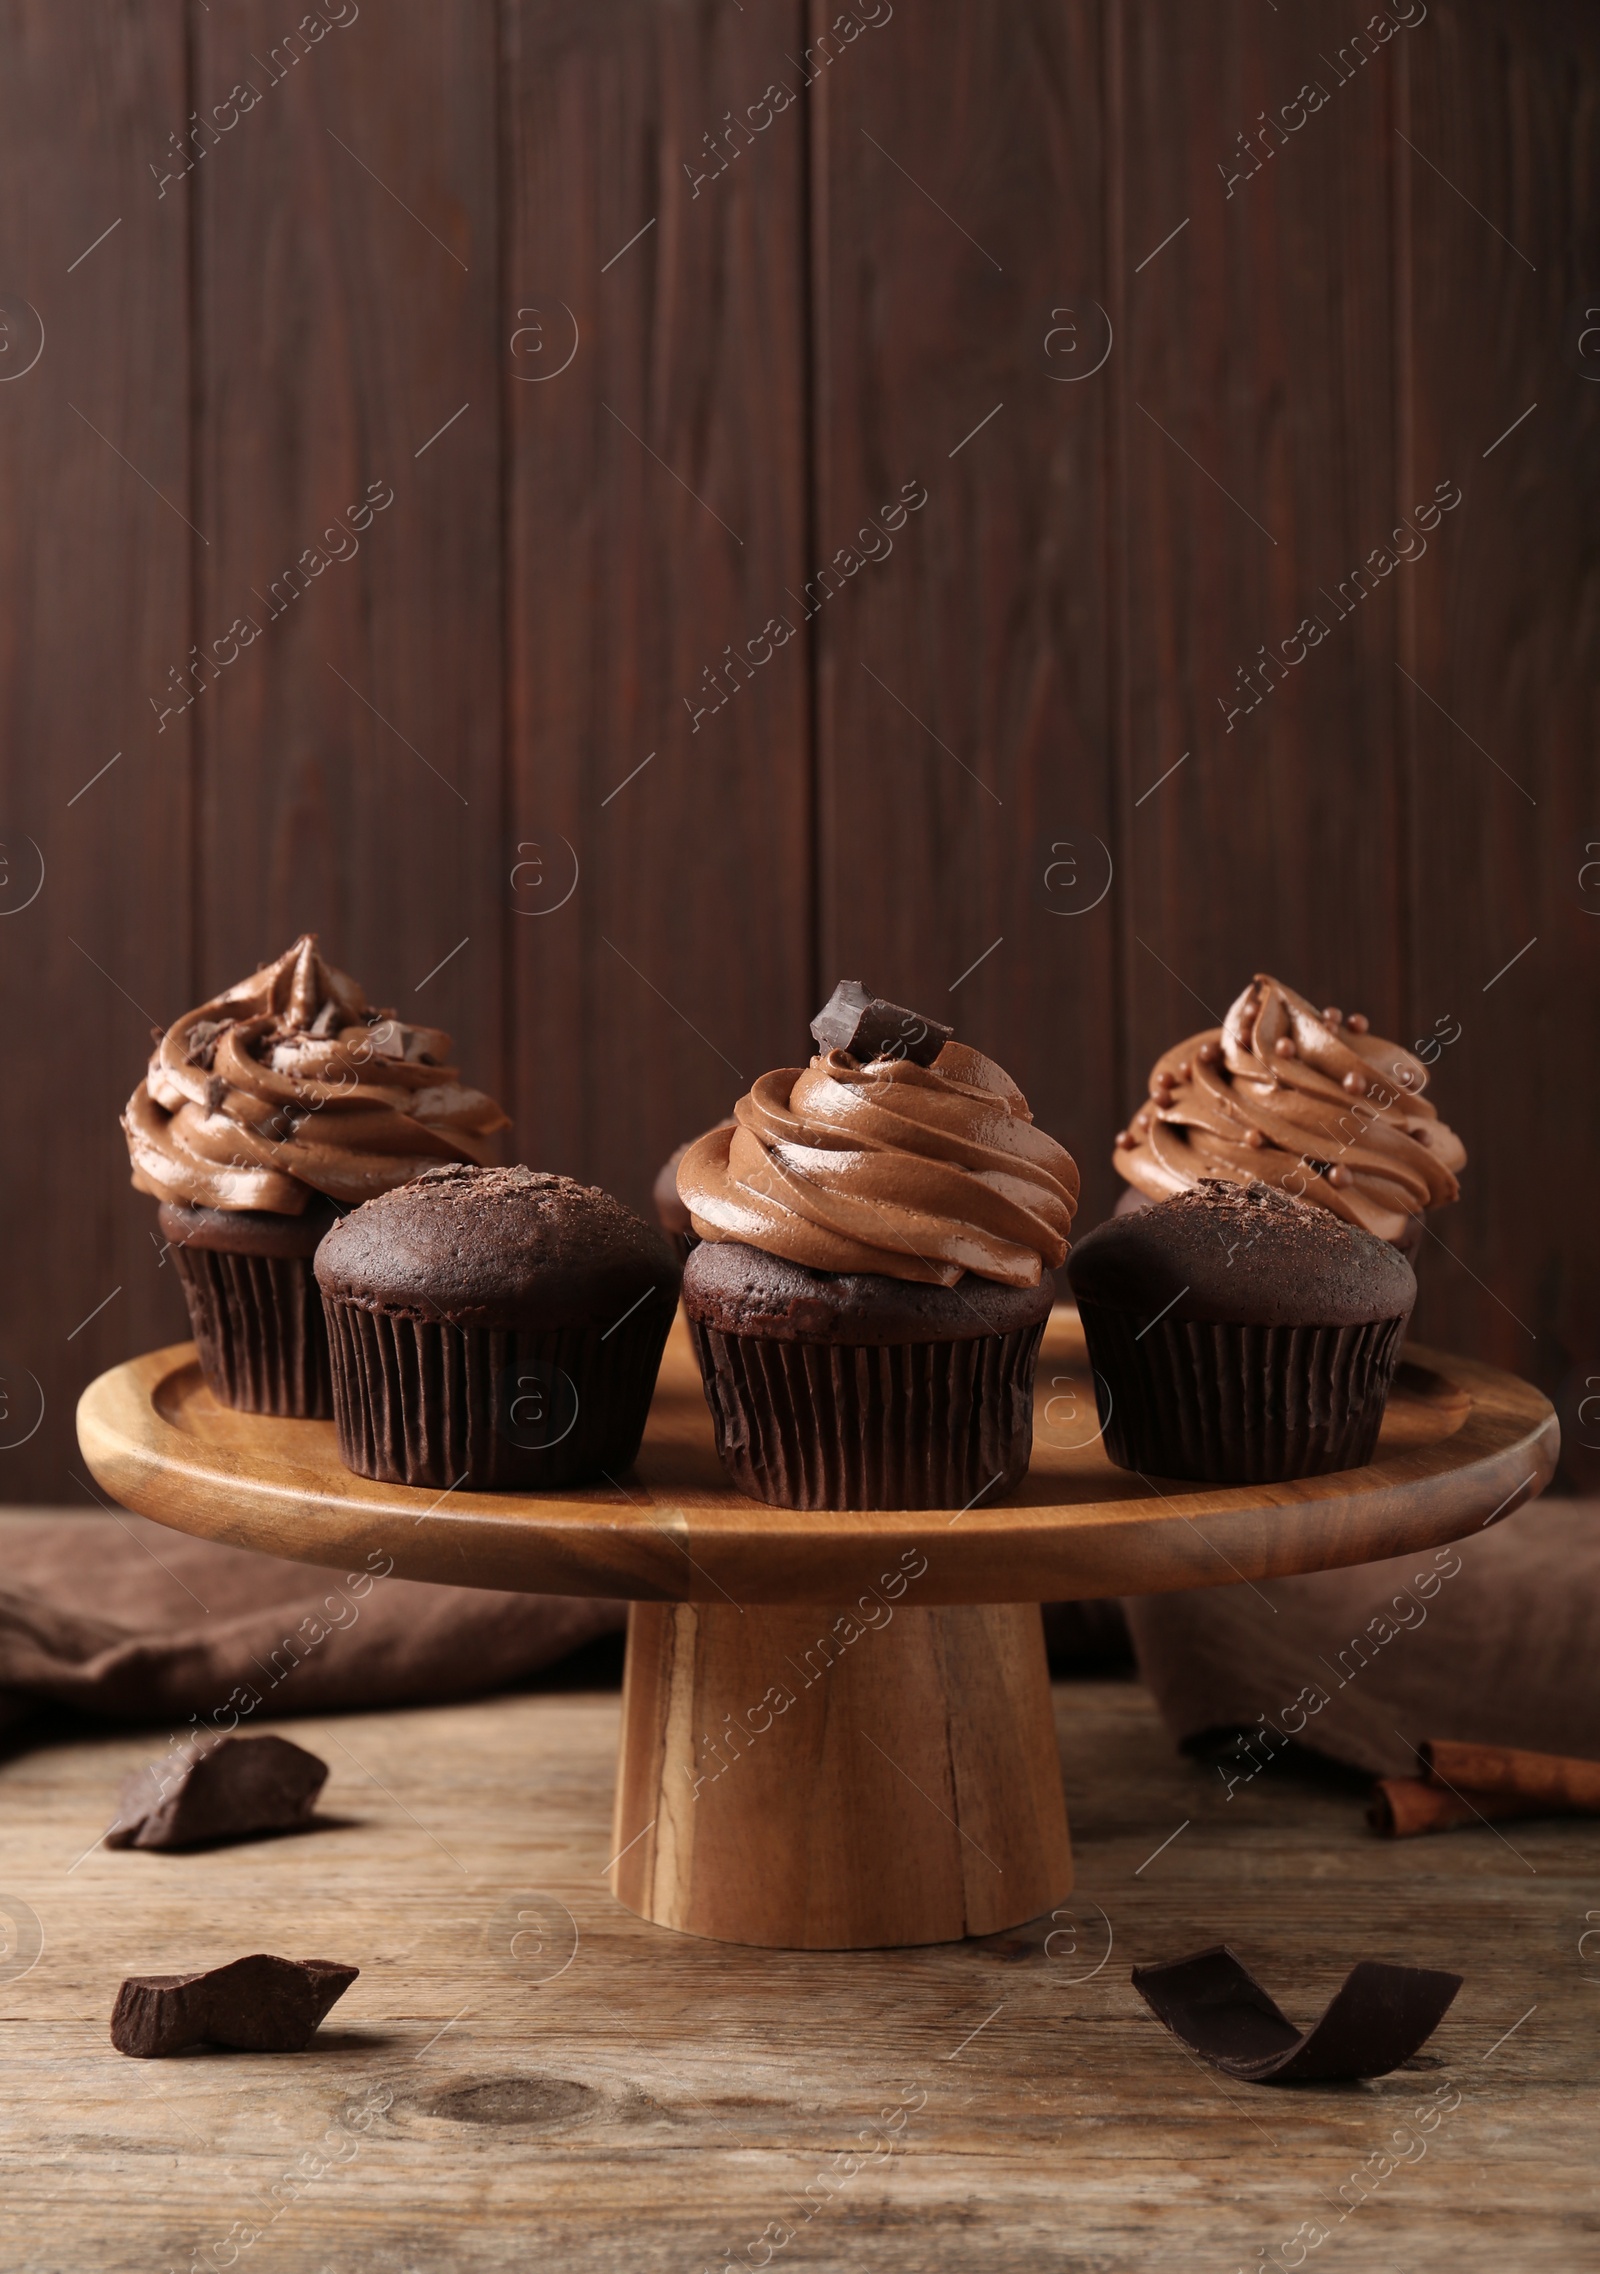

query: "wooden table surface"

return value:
[1, 1675, 1593, 2272]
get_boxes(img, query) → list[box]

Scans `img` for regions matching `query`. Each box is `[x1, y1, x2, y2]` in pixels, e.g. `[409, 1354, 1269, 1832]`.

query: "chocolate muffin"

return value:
[315, 1164, 680, 1491]
[1066, 1181, 1416, 1485]
[1112, 974, 1464, 1256]
[1110, 1172, 1431, 1265]
[675, 981, 1079, 1510]
[124, 935, 508, 1417]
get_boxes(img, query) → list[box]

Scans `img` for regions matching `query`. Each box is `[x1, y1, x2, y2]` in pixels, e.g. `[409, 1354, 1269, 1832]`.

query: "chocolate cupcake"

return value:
[652, 1122, 734, 1266]
[1113, 974, 1464, 1254]
[1067, 1182, 1416, 1485]
[123, 935, 508, 1417]
[676, 982, 1079, 1510]
[653, 1145, 696, 1265]
[315, 1165, 680, 1491]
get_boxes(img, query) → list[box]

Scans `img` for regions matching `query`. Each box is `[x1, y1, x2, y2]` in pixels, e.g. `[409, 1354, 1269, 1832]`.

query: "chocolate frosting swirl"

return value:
[676, 1041, 1079, 1288]
[1114, 973, 1465, 1243]
[123, 935, 509, 1213]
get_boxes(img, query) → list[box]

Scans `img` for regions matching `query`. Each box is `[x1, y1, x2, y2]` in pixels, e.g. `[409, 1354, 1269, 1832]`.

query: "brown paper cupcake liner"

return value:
[686, 1320, 1046, 1510]
[323, 1298, 672, 1491]
[1075, 1303, 1407, 1485]
[171, 1244, 333, 1419]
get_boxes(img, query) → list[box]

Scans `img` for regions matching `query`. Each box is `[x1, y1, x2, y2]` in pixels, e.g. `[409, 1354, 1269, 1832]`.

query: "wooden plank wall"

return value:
[0, 0, 1594, 1501]
[0, 5, 194, 1510]
[503, 0, 813, 1202]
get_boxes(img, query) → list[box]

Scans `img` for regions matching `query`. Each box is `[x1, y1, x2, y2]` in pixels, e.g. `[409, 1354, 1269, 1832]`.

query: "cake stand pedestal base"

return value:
[77, 1321, 1560, 1950]
[610, 1600, 1073, 1949]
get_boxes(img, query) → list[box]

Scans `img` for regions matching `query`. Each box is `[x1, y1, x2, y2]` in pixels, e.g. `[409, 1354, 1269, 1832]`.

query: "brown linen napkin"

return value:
[0, 1512, 625, 1741]
[1123, 1499, 1600, 1779]
[1370, 1738, 1600, 1836]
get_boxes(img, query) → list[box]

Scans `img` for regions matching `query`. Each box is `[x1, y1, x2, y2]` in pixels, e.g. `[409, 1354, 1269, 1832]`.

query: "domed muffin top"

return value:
[1065, 1181, 1416, 1328]
[315, 1164, 680, 1330]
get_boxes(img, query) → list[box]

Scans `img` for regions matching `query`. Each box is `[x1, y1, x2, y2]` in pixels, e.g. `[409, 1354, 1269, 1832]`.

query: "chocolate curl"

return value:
[1130, 1944, 1461, 2082]
[110, 1954, 358, 2058]
[809, 980, 953, 1068]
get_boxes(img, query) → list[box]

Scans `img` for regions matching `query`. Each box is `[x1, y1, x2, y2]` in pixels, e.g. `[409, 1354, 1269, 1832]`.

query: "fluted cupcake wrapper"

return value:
[1076, 1302, 1408, 1486]
[322, 1298, 673, 1491]
[171, 1245, 333, 1419]
[686, 1321, 1046, 1511]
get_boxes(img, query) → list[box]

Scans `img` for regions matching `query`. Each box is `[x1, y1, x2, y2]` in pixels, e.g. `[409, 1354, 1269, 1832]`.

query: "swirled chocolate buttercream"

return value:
[123, 935, 509, 1213]
[1113, 973, 1464, 1244]
[677, 1038, 1079, 1289]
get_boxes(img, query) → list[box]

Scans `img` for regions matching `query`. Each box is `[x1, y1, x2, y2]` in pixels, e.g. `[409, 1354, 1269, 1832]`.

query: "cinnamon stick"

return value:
[1424, 1739, 1600, 1810]
[1368, 1779, 1545, 1838]
[1369, 1740, 1600, 1837]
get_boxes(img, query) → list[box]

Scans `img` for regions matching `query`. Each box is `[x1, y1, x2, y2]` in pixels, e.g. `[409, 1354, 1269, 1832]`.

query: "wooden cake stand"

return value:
[78, 1310, 1557, 1951]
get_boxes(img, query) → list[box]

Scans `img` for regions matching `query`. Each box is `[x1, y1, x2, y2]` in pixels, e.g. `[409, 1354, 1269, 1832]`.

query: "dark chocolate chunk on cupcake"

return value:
[315, 1165, 680, 1491]
[1066, 1181, 1416, 1485]
[675, 987, 1080, 1510]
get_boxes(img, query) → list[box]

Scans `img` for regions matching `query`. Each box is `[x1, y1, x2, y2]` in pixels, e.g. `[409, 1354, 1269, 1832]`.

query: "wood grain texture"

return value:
[193, 0, 504, 1086]
[0, 1666, 1594, 2268]
[75, 1309, 1558, 1605]
[0, 2, 195, 1505]
[1, 0, 1597, 1511]
[612, 1600, 1072, 1947]
[809, 0, 1123, 1230]
[1398, 1, 1600, 1482]
[503, 0, 813, 1213]
[1114, 0, 1409, 1122]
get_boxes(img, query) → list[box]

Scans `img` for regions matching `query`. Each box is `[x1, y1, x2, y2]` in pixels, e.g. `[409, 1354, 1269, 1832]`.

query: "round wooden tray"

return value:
[79, 1310, 1555, 1604]
[77, 1311, 1557, 1952]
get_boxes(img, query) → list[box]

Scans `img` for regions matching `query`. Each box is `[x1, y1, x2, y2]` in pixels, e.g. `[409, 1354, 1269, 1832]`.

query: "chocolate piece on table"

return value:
[1130, 1944, 1461, 2083]
[809, 980, 953, 1068]
[110, 1954, 358, 2058]
[107, 1734, 328, 1852]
